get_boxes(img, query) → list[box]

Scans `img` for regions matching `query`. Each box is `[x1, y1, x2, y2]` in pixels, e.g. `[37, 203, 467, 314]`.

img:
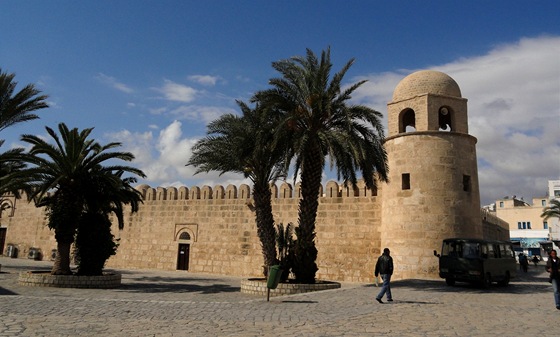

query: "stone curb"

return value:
[18, 271, 122, 288]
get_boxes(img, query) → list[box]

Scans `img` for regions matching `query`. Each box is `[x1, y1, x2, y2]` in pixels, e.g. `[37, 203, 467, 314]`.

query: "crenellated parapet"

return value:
[135, 179, 380, 201]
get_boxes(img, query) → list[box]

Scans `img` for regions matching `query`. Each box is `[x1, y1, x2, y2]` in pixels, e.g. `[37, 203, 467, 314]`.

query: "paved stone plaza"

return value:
[0, 257, 557, 336]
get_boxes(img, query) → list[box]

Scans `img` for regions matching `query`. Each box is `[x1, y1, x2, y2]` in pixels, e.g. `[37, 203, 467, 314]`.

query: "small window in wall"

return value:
[179, 232, 191, 240]
[527, 221, 532, 229]
[499, 201, 504, 208]
[402, 173, 410, 190]
[544, 221, 548, 230]
[518, 222, 522, 229]
[542, 199, 547, 207]
[462, 175, 471, 192]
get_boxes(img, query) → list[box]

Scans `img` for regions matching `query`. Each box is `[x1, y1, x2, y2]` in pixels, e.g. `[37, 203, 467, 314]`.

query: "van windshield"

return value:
[442, 241, 481, 258]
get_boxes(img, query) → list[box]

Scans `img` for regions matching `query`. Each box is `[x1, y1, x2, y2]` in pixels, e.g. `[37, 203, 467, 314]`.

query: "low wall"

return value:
[18, 271, 122, 288]
[240, 278, 341, 297]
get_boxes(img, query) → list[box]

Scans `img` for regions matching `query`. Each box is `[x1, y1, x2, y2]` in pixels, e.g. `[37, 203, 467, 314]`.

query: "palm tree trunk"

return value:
[253, 181, 278, 276]
[293, 143, 322, 283]
[51, 241, 73, 275]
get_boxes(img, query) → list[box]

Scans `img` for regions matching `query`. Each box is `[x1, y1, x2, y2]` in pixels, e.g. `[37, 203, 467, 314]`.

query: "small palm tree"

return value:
[542, 199, 560, 220]
[275, 222, 295, 282]
[188, 100, 287, 274]
[75, 171, 143, 275]
[20, 123, 145, 275]
[254, 48, 389, 283]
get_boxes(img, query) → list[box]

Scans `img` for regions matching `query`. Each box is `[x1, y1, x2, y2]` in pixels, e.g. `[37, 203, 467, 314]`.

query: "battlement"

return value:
[135, 179, 380, 201]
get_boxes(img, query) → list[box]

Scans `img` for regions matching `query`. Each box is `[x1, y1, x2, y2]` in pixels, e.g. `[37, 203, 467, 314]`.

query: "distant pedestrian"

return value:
[519, 253, 528, 273]
[374, 248, 393, 303]
[532, 255, 539, 267]
[545, 250, 560, 310]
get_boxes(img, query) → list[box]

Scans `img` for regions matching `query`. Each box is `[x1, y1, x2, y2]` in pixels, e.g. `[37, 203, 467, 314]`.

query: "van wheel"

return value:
[482, 273, 492, 288]
[445, 277, 455, 286]
[497, 272, 510, 286]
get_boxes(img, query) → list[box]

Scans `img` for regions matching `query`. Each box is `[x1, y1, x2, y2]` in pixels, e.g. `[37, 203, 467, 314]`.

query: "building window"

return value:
[544, 221, 548, 230]
[462, 175, 471, 192]
[518, 222, 522, 229]
[542, 199, 547, 207]
[499, 201, 504, 208]
[527, 221, 531, 229]
[402, 173, 410, 190]
[522, 222, 527, 229]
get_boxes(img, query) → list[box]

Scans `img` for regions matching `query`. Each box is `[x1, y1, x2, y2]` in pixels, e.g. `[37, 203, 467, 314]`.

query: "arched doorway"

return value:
[176, 232, 191, 271]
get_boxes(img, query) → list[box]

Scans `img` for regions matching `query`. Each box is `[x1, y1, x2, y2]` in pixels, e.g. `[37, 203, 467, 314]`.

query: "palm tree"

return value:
[0, 142, 30, 197]
[542, 199, 560, 220]
[0, 68, 48, 132]
[254, 48, 389, 283]
[19, 123, 145, 275]
[188, 100, 287, 275]
[0, 68, 48, 196]
[75, 171, 143, 275]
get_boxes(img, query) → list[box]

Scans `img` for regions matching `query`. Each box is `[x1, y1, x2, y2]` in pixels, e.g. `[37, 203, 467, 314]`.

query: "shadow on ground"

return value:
[0, 286, 18, 295]
[365, 267, 551, 295]
[115, 275, 240, 294]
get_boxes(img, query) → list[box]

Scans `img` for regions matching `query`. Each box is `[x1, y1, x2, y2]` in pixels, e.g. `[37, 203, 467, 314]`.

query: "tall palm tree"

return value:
[0, 68, 48, 196]
[542, 199, 560, 220]
[188, 100, 287, 275]
[254, 48, 389, 283]
[20, 123, 145, 275]
[0, 68, 48, 132]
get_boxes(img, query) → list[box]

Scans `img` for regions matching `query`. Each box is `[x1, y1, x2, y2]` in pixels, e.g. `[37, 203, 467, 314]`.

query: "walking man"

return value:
[375, 248, 393, 303]
[545, 249, 560, 309]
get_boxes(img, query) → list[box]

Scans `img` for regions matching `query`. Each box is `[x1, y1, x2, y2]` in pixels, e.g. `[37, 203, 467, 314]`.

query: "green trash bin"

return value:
[266, 265, 283, 289]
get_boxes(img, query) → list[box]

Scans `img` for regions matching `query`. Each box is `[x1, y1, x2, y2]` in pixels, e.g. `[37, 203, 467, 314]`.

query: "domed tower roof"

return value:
[392, 70, 461, 102]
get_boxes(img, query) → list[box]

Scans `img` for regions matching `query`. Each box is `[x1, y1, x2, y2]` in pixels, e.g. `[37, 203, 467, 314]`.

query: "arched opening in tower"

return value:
[438, 106, 453, 132]
[399, 108, 416, 133]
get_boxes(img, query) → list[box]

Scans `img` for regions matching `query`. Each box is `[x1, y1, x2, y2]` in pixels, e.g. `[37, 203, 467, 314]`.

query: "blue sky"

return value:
[1, 1, 559, 206]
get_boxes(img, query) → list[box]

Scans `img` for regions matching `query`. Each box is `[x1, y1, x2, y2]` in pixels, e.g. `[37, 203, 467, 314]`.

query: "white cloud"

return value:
[149, 107, 167, 115]
[170, 105, 237, 124]
[188, 75, 221, 86]
[96, 73, 134, 93]
[350, 35, 560, 205]
[106, 121, 247, 188]
[157, 80, 197, 102]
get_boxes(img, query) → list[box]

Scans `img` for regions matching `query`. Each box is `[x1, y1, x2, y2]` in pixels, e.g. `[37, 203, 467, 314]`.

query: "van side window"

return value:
[481, 245, 488, 258]
[500, 244, 508, 257]
[488, 244, 495, 258]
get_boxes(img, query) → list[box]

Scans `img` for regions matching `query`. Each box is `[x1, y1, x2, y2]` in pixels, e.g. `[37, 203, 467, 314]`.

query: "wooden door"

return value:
[177, 244, 190, 270]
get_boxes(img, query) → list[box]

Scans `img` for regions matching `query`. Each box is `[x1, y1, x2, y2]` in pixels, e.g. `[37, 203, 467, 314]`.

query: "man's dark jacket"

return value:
[375, 254, 394, 276]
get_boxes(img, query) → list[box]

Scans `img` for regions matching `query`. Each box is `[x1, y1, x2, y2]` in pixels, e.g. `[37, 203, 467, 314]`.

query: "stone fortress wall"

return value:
[1, 180, 386, 283]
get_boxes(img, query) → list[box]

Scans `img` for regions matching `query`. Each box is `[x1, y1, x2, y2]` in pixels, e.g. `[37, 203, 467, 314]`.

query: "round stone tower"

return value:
[381, 70, 483, 280]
